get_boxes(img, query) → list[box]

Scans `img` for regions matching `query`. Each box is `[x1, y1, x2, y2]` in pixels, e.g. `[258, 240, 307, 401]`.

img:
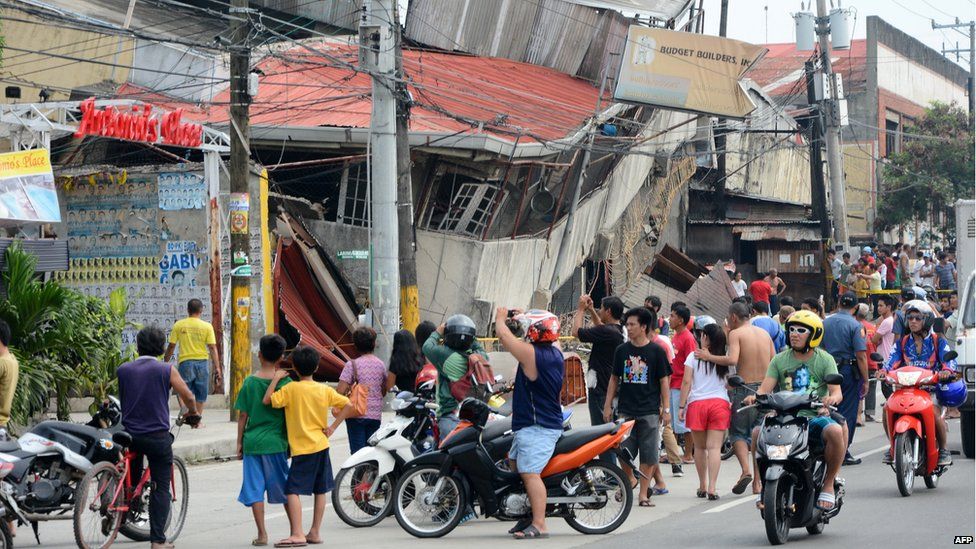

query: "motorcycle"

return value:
[878, 350, 958, 497]
[392, 398, 636, 538]
[728, 374, 845, 546]
[0, 459, 29, 548]
[0, 397, 122, 543]
[333, 382, 571, 528]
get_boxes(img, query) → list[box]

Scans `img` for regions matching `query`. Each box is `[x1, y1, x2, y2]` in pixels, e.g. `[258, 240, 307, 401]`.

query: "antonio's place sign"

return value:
[614, 27, 766, 119]
[74, 97, 204, 148]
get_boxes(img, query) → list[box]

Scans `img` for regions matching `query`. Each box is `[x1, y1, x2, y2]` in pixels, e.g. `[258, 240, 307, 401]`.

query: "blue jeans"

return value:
[177, 359, 209, 402]
[346, 418, 381, 455]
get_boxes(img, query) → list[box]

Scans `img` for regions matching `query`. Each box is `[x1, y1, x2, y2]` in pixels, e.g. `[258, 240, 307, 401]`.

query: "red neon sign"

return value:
[74, 97, 204, 148]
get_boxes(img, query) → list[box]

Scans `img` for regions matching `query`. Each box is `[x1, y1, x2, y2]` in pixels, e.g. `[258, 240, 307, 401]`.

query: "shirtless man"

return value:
[694, 302, 775, 495]
[764, 269, 787, 315]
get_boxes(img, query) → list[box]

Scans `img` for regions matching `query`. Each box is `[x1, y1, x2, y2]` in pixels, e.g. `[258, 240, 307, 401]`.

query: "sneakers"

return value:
[938, 448, 952, 466]
[671, 464, 683, 477]
[881, 450, 893, 464]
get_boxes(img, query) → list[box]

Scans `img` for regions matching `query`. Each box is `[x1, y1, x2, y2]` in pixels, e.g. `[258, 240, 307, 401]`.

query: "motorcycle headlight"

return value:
[767, 444, 791, 460]
[964, 366, 975, 384]
[98, 439, 115, 451]
[897, 371, 923, 386]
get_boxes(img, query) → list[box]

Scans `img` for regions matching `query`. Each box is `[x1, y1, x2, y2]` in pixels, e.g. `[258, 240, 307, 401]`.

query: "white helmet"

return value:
[902, 299, 935, 332]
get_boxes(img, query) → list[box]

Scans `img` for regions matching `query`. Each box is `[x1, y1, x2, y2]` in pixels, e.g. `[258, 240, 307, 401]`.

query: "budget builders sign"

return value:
[614, 27, 766, 119]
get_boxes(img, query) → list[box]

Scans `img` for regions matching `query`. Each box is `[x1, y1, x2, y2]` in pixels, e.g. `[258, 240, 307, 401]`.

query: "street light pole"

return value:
[815, 0, 849, 251]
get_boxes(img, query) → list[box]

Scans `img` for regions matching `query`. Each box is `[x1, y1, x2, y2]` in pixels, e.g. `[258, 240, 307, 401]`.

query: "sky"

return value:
[698, 0, 974, 69]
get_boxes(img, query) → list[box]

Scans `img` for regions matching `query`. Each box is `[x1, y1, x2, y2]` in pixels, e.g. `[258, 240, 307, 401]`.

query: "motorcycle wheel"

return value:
[333, 463, 396, 527]
[894, 432, 916, 497]
[721, 432, 735, 461]
[763, 477, 792, 545]
[119, 455, 189, 543]
[563, 460, 632, 535]
[923, 472, 939, 489]
[393, 465, 466, 538]
[73, 461, 123, 549]
[0, 518, 11, 549]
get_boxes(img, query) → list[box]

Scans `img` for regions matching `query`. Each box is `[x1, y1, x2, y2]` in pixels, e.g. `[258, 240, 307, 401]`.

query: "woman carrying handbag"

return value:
[337, 327, 390, 454]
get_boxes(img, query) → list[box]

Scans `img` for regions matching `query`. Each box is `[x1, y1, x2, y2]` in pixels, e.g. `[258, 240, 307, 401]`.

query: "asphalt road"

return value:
[15, 416, 975, 549]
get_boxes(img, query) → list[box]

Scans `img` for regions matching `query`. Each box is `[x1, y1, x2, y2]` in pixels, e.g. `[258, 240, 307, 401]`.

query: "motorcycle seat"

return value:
[553, 423, 618, 455]
[482, 417, 513, 441]
[0, 440, 19, 452]
[112, 431, 132, 448]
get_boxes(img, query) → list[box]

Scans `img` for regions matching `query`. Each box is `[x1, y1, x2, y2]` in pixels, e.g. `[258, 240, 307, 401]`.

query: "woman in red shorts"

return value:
[678, 323, 732, 500]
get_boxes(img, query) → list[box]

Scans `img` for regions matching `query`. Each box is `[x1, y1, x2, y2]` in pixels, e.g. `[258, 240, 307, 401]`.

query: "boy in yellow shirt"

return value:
[263, 346, 354, 548]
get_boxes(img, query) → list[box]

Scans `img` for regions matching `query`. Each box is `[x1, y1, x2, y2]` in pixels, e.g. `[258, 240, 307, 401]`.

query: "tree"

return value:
[876, 101, 975, 245]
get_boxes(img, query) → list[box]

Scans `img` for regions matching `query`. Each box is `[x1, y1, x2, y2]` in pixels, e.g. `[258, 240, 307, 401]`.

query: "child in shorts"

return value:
[235, 334, 291, 546]
[263, 346, 354, 548]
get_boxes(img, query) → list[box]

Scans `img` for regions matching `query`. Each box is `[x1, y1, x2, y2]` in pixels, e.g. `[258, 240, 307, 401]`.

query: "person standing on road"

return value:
[644, 295, 669, 336]
[828, 250, 843, 306]
[763, 269, 787, 315]
[387, 330, 425, 394]
[337, 327, 390, 455]
[572, 295, 624, 434]
[821, 292, 869, 466]
[919, 253, 936, 287]
[604, 307, 671, 508]
[495, 308, 565, 539]
[855, 304, 879, 424]
[732, 272, 748, 298]
[694, 302, 775, 495]
[668, 305, 697, 469]
[678, 323, 731, 500]
[749, 274, 773, 314]
[235, 334, 292, 547]
[118, 327, 199, 549]
[422, 315, 489, 437]
[935, 252, 957, 291]
[0, 320, 19, 437]
[164, 299, 221, 427]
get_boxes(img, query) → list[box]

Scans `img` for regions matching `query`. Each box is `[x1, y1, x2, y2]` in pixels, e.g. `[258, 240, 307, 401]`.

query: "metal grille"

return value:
[338, 163, 369, 227]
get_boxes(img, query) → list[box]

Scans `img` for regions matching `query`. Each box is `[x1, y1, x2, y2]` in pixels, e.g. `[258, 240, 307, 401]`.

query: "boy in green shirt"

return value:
[235, 334, 292, 546]
[745, 310, 846, 511]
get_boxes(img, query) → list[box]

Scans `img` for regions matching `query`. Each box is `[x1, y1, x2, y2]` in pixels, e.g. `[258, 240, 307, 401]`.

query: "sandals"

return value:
[508, 518, 532, 534]
[732, 475, 753, 495]
[513, 525, 549, 539]
[274, 540, 307, 548]
[638, 499, 656, 507]
[815, 491, 836, 511]
[707, 493, 720, 501]
[252, 539, 268, 547]
[650, 487, 669, 496]
[755, 495, 764, 510]
[696, 489, 707, 498]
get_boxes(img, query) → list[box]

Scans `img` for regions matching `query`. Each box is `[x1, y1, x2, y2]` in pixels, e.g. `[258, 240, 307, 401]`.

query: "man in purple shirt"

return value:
[117, 327, 198, 549]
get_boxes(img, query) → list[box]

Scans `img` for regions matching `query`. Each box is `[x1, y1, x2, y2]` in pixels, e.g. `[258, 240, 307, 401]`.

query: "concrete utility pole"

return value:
[714, 0, 730, 220]
[806, 60, 833, 309]
[393, 5, 419, 335]
[228, 0, 251, 421]
[361, 0, 400, 363]
[932, 18, 975, 119]
[815, 0, 849, 251]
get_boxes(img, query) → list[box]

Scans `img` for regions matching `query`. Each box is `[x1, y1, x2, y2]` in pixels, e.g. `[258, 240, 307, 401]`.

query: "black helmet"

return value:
[458, 397, 491, 429]
[444, 314, 476, 351]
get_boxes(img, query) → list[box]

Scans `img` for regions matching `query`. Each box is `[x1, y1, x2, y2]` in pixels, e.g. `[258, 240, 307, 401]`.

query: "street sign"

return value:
[338, 250, 369, 260]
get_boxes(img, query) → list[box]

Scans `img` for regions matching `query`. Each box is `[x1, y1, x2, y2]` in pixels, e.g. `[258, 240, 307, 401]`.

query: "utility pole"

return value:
[806, 60, 833, 309]
[815, 0, 849, 251]
[932, 18, 975, 119]
[393, 5, 419, 335]
[714, 0, 730, 220]
[228, 0, 252, 421]
[361, 0, 400, 363]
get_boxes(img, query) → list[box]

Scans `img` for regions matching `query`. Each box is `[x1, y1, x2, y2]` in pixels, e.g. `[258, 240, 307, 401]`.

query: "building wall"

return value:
[131, 41, 227, 102]
[842, 142, 876, 235]
[0, 15, 133, 103]
[875, 44, 968, 109]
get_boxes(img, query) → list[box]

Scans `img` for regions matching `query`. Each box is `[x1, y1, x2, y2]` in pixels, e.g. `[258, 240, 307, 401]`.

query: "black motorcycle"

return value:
[728, 374, 845, 546]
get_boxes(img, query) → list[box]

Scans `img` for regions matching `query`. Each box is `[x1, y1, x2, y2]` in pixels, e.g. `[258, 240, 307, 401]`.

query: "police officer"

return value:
[822, 292, 868, 465]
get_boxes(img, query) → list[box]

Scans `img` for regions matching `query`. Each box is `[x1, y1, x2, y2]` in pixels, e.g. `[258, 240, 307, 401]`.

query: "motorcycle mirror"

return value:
[944, 351, 958, 362]
[728, 375, 745, 388]
[870, 353, 884, 363]
[824, 373, 844, 385]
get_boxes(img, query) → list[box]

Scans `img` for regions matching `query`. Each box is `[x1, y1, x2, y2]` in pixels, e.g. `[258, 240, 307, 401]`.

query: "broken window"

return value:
[422, 171, 499, 238]
[338, 162, 370, 227]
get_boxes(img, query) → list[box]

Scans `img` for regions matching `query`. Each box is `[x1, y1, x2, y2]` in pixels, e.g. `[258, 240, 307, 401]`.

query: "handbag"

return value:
[342, 359, 370, 417]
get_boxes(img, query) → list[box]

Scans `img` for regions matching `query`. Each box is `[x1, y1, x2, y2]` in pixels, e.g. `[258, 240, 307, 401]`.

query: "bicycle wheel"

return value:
[119, 455, 190, 543]
[73, 461, 123, 549]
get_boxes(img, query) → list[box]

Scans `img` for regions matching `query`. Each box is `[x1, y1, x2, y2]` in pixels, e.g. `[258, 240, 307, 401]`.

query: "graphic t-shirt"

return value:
[577, 324, 624, 393]
[234, 375, 292, 455]
[168, 317, 216, 363]
[612, 341, 671, 417]
[765, 348, 839, 418]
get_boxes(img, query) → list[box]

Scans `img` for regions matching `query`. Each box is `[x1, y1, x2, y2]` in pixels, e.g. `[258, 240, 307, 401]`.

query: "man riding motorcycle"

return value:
[745, 310, 846, 511]
[421, 315, 489, 437]
[878, 300, 958, 466]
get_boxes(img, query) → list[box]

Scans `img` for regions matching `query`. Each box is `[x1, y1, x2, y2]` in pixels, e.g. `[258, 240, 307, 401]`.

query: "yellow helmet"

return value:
[785, 310, 824, 349]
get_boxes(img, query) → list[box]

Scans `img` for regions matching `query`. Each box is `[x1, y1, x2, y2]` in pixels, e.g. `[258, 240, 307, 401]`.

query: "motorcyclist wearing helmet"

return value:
[495, 307, 565, 539]
[745, 310, 846, 511]
[421, 314, 489, 437]
[878, 300, 958, 466]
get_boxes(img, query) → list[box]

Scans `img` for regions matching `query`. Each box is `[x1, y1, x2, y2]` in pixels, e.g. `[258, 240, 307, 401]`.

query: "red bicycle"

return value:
[71, 415, 197, 549]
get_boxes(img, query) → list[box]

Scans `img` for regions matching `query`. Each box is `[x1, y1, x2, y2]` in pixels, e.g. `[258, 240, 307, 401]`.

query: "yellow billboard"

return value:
[0, 149, 60, 222]
[614, 27, 766, 119]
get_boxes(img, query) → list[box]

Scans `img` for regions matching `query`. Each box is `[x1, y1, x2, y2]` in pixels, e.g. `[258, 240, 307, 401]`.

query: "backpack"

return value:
[449, 353, 496, 403]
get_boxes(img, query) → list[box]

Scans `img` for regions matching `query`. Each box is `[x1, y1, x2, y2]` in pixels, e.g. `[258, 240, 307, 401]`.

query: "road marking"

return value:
[702, 444, 889, 514]
[703, 495, 755, 513]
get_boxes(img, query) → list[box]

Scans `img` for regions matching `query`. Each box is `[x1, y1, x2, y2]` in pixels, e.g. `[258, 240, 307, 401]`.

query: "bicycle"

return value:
[71, 414, 199, 549]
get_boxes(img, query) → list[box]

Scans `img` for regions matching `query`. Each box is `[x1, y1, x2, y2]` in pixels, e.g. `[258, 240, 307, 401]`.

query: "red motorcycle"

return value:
[880, 351, 957, 497]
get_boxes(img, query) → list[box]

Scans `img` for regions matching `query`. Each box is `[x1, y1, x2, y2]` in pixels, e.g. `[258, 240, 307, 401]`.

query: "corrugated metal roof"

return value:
[732, 225, 821, 242]
[621, 260, 736, 321]
[747, 40, 867, 100]
[199, 40, 600, 143]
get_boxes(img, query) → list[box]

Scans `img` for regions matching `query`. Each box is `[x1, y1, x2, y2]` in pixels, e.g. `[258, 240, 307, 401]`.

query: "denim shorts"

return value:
[670, 388, 689, 434]
[807, 415, 840, 453]
[238, 452, 289, 506]
[178, 359, 209, 402]
[509, 425, 562, 474]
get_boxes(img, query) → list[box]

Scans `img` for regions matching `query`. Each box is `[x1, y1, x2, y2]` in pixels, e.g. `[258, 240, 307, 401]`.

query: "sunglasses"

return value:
[906, 314, 925, 322]
[788, 325, 811, 335]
